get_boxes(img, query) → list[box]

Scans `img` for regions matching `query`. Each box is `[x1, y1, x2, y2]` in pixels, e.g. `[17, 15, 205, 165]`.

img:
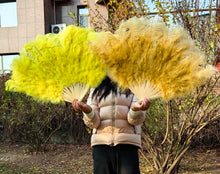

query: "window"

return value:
[0, 54, 18, 74]
[0, 1, 17, 27]
[78, 7, 89, 28]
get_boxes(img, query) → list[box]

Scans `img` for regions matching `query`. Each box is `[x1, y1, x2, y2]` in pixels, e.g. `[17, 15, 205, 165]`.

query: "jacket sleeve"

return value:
[127, 95, 146, 126]
[83, 89, 101, 129]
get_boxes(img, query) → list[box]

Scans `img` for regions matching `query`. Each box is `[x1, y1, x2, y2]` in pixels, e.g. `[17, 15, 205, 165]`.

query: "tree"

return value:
[141, 77, 219, 173]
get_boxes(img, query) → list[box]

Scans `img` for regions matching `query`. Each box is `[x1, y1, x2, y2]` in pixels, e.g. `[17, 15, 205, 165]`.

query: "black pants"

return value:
[92, 144, 140, 174]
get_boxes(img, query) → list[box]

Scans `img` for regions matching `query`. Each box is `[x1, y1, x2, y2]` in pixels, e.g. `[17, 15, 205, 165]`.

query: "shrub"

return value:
[0, 74, 91, 151]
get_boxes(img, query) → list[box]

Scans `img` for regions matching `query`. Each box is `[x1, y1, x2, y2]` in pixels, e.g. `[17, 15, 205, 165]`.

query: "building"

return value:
[0, 0, 108, 74]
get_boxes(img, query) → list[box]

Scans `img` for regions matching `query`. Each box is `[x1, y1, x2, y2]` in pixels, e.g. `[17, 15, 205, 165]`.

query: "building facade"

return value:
[0, 0, 108, 74]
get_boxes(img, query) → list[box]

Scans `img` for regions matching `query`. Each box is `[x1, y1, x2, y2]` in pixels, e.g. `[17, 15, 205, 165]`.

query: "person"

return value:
[72, 76, 151, 174]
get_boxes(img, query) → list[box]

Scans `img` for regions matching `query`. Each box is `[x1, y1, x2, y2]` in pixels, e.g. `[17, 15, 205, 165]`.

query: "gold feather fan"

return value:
[90, 17, 216, 100]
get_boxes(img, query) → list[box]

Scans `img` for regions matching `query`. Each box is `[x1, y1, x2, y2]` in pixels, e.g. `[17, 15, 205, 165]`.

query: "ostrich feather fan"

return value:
[90, 17, 216, 100]
[6, 25, 106, 103]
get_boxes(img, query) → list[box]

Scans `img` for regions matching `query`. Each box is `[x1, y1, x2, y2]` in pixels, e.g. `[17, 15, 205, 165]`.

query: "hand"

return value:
[72, 99, 92, 113]
[131, 97, 151, 111]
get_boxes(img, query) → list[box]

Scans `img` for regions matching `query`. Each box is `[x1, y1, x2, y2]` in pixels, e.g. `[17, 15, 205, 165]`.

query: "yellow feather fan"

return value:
[90, 17, 216, 100]
[6, 26, 106, 104]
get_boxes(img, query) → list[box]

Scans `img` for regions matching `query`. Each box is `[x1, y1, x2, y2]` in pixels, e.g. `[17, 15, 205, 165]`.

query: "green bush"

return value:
[0, 74, 91, 151]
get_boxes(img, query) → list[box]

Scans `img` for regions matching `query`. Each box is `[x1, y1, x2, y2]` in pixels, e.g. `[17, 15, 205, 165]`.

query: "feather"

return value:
[90, 17, 216, 100]
[6, 25, 106, 104]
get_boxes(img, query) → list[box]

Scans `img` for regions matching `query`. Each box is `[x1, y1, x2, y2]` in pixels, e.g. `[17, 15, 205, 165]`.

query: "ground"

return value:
[0, 142, 220, 174]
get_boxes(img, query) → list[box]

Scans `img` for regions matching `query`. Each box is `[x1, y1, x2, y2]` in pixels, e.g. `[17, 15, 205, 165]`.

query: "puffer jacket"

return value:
[83, 89, 146, 148]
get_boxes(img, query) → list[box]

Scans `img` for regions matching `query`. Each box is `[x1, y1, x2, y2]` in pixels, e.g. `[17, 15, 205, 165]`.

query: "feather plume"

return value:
[90, 17, 216, 100]
[6, 26, 106, 103]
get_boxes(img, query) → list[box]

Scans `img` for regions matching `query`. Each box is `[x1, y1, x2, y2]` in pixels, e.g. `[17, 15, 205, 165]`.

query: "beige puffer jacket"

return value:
[83, 89, 146, 148]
